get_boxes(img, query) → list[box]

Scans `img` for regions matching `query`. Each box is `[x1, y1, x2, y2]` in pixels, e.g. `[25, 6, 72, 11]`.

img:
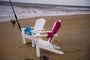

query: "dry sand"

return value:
[0, 14, 90, 60]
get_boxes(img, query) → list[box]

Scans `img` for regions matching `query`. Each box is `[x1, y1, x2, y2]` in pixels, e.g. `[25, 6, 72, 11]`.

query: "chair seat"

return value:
[38, 39, 50, 45]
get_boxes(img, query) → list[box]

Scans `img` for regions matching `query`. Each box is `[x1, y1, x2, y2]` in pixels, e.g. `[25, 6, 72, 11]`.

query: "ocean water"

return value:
[0, 1, 90, 22]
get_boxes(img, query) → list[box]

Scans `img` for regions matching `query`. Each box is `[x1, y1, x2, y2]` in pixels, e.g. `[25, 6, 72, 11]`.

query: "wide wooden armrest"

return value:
[37, 31, 52, 33]
[34, 34, 47, 37]
[34, 33, 58, 37]
[31, 30, 50, 33]
[21, 28, 27, 30]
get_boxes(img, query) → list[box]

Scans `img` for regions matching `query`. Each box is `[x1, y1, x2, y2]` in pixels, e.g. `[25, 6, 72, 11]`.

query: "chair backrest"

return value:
[34, 18, 46, 35]
[48, 20, 61, 43]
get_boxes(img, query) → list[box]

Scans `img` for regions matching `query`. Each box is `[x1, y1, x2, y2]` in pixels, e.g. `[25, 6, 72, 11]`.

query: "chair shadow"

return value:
[25, 42, 32, 47]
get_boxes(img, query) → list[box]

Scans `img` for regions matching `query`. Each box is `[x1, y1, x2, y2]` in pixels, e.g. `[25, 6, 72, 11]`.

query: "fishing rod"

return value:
[9, 0, 29, 59]
[9, 0, 21, 31]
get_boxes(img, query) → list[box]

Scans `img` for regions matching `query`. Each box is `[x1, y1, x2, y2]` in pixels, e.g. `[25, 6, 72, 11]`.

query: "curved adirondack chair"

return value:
[21, 18, 46, 47]
[35, 20, 64, 57]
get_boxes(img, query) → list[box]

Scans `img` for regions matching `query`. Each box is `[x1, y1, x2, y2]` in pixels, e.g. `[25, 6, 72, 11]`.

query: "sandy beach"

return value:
[0, 14, 90, 60]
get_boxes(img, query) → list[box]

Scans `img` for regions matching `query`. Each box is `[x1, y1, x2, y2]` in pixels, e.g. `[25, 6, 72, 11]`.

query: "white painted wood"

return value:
[21, 18, 46, 47]
[36, 39, 64, 57]
[36, 43, 40, 57]
[21, 28, 26, 44]
[36, 20, 64, 57]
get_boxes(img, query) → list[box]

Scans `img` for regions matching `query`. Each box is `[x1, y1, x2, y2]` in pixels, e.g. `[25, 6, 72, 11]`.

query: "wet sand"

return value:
[0, 14, 90, 60]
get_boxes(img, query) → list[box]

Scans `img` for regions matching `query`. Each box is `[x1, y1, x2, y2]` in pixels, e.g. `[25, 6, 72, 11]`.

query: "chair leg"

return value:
[32, 37, 35, 47]
[36, 43, 40, 57]
[22, 36, 26, 44]
[21, 30, 26, 44]
[32, 33, 35, 47]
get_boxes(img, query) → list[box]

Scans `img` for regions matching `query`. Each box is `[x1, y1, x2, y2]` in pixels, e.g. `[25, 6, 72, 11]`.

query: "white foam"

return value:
[0, 5, 90, 22]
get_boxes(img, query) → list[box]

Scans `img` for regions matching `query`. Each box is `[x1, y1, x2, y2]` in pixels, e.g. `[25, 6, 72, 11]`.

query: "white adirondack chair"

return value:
[35, 20, 64, 57]
[21, 18, 46, 47]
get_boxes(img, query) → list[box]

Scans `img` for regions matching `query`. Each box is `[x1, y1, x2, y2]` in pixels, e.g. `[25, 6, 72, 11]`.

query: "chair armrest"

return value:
[37, 31, 52, 33]
[34, 34, 47, 37]
[34, 33, 58, 37]
[31, 30, 51, 33]
[21, 28, 27, 30]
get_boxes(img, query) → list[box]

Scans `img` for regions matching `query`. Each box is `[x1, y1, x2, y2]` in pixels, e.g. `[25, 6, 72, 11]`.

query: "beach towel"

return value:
[24, 26, 32, 36]
[47, 20, 61, 43]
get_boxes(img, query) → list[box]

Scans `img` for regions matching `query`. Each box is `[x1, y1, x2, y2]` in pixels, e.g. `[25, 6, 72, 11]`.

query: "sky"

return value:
[1, 0, 90, 6]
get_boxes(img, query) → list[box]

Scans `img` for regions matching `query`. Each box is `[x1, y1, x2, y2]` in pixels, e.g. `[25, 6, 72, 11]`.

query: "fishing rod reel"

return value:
[11, 19, 16, 27]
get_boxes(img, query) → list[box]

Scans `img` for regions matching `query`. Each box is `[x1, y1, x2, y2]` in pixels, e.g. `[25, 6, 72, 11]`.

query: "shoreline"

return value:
[0, 1, 90, 22]
[0, 14, 90, 22]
